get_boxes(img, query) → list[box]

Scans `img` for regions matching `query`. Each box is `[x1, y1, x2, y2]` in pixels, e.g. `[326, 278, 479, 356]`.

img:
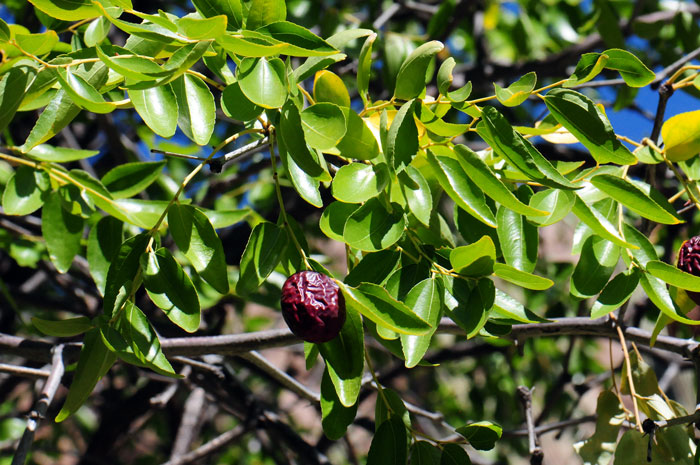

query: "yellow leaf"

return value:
[661, 110, 700, 162]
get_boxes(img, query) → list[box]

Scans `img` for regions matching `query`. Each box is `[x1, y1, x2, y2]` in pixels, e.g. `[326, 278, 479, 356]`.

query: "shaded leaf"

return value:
[42, 191, 84, 273]
[343, 198, 406, 252]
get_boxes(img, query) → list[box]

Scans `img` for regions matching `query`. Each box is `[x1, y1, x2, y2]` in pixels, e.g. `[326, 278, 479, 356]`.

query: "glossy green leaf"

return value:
[400, 277, 443, 368]
[493, 263, 553, 290]
[102, 14, 185, 44]
[32, 316, 92, 337]
[103, 233, 149, 318]
[375, 389, 410, 432]
[119, 301, 178, 376]
[398, 165, 432, 227]
[220, 81, 263, 121]
[411, 441, 442, 464]
[236, 56, 287, 108]
[313, 70, 350, 107]
[450, 236, 496, 277]
[320, 201, 358, 242]
[216, 33, 288, 57]
[0, 18, 10, 42]
[15, 31, 58, 56]
[292, 28, 371, 82]
[246, 0, 286, 29]
[367, 415, 407, 465]
[646, 260, 700, 291]
[141, 248, 200, 333]
[662, 110, 700, 162]
[191, 0, 243, 29]
[417, 104, 468, 137]
[337, 281, 431, 335]
[300, 102, 347, 151]
[279, 136, 322, 208]
[101, 161, 166, 199]
[278, 101, 331, 181]
[477, 106, 580, 189]
[178, 15, 227, 40]
[564, 52, 609, 87]
[572, 195, 636, 249]
[87, 216, 123, 296]
[494, 72, 536, 107]
[0, 67, 34, 134]
[343, 198, 406, 252]
[357, 32, 377, 104]
[332, 163, 389, 204]
[571, 236, 620, 299]
[168, 204, 229, 294]
[544, 88, 636, 165]
[456, 421, 502, 451]
[394, 40, 443, 100]
[590, 174, 681, 224]
[454, 145, 548, 217]
[603, 48, 655, 87]
[590, 269, 640, 319]
[84, 16, 110, 47]
[344, 249, 400, 287]
[172, 74, 216, 145]
[55, 328, 116, 422]
[386, 100, 418, 173]
[441, 444, 472, 465]
[42, 191, 83, 274]
[320, 368, 358, 439]
[129, 83, 178, 138]
[2, 166, 46, 216]
[427, 150, 496, 227]
[318, 304, 363, 407]
[55, 67, 115, 114]
[96, 44, 167, 82]
[25, 144, 98, 163]
[446, 277, 493, 337]
[639, 270, 700, 325]
[256, 21, 336, 55]
[527, 188, 576, 226]
[497, 201, 538, 273]
[236, 222, 287, 295]
[337, 109, 379, 160]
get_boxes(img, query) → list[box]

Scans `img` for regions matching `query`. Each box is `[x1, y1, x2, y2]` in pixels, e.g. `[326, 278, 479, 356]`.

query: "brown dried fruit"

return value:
[677, 236, 700, 305]
[281, 271, 346, 343]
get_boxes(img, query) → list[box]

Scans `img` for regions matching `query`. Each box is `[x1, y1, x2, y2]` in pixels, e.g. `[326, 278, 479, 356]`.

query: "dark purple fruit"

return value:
[281, 271, 346, 343]
[677, 236, 700, 305]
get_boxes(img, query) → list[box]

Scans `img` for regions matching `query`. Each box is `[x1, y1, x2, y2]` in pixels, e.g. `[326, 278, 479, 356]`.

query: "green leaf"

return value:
[320, 368, 358, 439]
[278, 136, 322, 208]
[84, 16, 111, 47]
[367, 416, 407, 465]
[417, 104, 469, 137]
[55, 67, 116, 114]
[312, 70, 350, 107]
[320, 201, 358, 242]
[456, 421, 502, 451]
[128, 83, 178, 138]
[411, 441, 442, 464]
[571, 236, 620, 299]
[119, 301, 178, 376]
[87, 216, 123, 296]
[544, 88, 637, 165]
[278, 101, 331, 181]
[497, 197, 538, 273]
[427, 150, 497, 228]
[661, 110, 700, 162]
[337, 108, 380, 161]
[398, 166, 432, 227]
[572, 195, 636, 249]
[386, 100, 418, 173]
[450, 236, 496, 277]
[332, 163, 389, 204]
[220, 81, 263, 121]
[494, 71, 536, 107]
[590, 174, 681, 224]
[492, 288, 546, 323]
[318, 305, 364, 407]
[172, 74, 216, 145]
[477, 106, 580, 190]
[103, 233, 149, 318]
[445, 277, 493, 337]
[15, 30, 58, 56]
[42, 191, 84, 274]
[236, 56, 287, 108]
[646, 260, 700, 291]
[256, 21, 336, 56]
[400, 277, 443, 368]
[177, 15, 227, 40]
[639, 270, 700, 326]
[236, 222, 287, 295]
[28, 0, 102, 21]
[141, 248, 200, 333]
[0, 18, 10, 42]
[96, 44, 167, 82]
[603, 48, 655, 87]
[493, 263, 553, 290]
[590, 269, 640, 319]
[527, 189, 576, 226]
[394, 40, 443, 100]
[191, 0, 243, 29]
[337, 281, 431, 335]
[2, 166, 46, 216]
[0, 66, 35, 134]
[25, 144, 98, 163]
[454, 145, 548, 217]
[564, 53, 609, 87]
[168, 204, 229, 295]
[32, 316, 92, 337]
[55, 328, 116, 422]
[246, 0, 286, 29]
[343, 198, 406, 252]
[573, 390, 624, 464]
[357, 33, 377, 104]
[344, 249, 400, 287]
[441, 444, 472, 465]
[375, 388, 410, 430]
[300, 102, 347, 151]
[101, 161, 166, 199]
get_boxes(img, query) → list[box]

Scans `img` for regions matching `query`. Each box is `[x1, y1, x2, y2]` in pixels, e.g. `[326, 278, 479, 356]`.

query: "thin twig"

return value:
[169, 387, 206, 461]
[161, 424, 248, 465]
[517, 386, 543, 465]
[611, 316, 643, 433]
[0, 363, 50, 379]
[237, 351, 320, 403]
[11, 344, 65, 465]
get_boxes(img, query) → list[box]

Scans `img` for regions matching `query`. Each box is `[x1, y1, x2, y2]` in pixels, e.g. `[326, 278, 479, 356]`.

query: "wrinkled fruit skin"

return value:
[281, 271, 346, 343]
[677, 236, 700, 305]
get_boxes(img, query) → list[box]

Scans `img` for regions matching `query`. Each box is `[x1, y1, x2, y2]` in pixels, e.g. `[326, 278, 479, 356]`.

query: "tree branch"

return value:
[517, 386, 544, 465]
